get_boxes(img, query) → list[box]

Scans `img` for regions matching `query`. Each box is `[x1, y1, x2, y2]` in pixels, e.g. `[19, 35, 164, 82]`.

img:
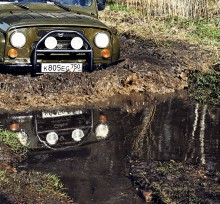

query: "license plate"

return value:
[42, 110, 83, 118]
[41, 63, 82, 73]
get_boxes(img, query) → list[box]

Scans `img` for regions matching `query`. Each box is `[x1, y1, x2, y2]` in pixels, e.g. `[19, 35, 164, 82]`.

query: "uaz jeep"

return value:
[0, 0, 120, 74]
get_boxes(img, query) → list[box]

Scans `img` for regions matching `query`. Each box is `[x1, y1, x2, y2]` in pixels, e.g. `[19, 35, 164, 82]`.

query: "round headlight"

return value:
[44, 36, 57, 49]
[94, 32, 110, 48]
[46, 132, 58, 145]
[71, 37, 83, 50]
[17, 131, 28, 146]
[95, 124, 109, 139]
[10, 32, 26, 48]
[72, 129, 84, 142]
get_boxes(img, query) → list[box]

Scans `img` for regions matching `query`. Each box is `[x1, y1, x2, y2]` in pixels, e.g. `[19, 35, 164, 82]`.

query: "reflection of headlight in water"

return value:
[72, 129, 85, 142]
[95, 124, 109, 139]
[17, 131, 28, 146]
[46, 132, 58, 145]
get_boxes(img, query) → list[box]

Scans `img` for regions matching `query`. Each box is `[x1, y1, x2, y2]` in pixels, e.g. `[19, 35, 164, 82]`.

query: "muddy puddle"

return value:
[1, 96, 219, 203]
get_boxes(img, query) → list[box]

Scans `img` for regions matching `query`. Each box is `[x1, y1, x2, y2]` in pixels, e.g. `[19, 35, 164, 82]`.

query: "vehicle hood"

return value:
[0, 11, 109, 32]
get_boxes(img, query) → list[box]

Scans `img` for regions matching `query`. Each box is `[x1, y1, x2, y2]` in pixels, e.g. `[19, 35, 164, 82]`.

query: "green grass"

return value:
[0, 170, 72, 203]
[0, 129, 28, 156]
[107, 4, 134, 11]
[108, 4, 128, 11]
[100, 8, 219, 104]
[0, 131, 70, 202]
[40, 172, 65, 191]
[189, 70, 220, 105]
[161, 17, 220, 47]
[0, 171, 9, 184]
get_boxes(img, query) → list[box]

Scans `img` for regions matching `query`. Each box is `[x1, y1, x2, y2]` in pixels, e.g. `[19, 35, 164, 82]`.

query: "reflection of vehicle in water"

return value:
[0, 109, 109, 149]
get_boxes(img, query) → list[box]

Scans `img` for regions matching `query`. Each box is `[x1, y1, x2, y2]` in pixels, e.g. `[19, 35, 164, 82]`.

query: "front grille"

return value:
[36, 29, 84, 38]
[35, 110, 92, 147]
[36, 29, 89, 51]
[37, 128, 92, 147]
[32, 30, 94, 73]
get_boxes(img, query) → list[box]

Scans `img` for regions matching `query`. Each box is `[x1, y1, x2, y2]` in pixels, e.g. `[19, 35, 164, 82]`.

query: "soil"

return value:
[128, 159, 220, 203]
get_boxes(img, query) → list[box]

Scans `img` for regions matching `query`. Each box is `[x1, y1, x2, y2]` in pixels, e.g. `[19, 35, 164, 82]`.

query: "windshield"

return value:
[0, 0, 93, 7]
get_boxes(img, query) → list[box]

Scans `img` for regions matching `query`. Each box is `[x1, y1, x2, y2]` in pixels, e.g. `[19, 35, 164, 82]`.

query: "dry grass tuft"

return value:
[107, 0, 220, 19]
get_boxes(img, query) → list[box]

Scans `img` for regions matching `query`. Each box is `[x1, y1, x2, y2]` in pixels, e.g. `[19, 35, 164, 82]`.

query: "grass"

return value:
[189, 70, 220, 105]
[100, 8, 219, 63]
[105, 1, 220, 51]
[0, 131, 72, 203]
[40, 172, 65, 191]
[107, 0, 219, 19]
[160, 17, 220, 47]
[0, 170, 72, 203]
[0, 129, 28, 156]
[0, 171, 9, 184]
[108, 4, 129, 11]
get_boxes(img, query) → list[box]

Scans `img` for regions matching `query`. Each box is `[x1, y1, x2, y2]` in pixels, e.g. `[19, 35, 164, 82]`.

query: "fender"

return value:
[0, 32, 5, 62]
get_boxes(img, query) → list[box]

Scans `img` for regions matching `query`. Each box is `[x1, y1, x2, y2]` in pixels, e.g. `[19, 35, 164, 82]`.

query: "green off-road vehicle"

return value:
[0, 0, 120, 74]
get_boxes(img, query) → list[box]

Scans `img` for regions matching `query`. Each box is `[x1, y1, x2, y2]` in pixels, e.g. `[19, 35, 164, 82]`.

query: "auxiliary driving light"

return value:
[44, 36, 57, 49]
[95, 124, 109, 139]
[72, 129, 85, 142]
[46, 132, 58, 145]
[8, 49, 18, 59]
[71, 37, 83, 50]
[17, 131, 28, 146]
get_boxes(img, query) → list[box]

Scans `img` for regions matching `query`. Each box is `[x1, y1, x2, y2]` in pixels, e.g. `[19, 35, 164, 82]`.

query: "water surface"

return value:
[3, 97, 218, 203]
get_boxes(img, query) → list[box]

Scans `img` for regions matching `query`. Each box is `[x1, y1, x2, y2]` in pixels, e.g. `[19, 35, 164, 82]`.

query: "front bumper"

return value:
[0, 63, 93, 74]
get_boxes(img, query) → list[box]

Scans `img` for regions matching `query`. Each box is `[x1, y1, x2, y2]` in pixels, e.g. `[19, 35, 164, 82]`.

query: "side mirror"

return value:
[97, 0, 106, 11]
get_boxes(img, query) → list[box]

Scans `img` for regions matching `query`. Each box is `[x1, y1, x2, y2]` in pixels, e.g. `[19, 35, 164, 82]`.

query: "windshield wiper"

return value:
[0, 0, 29, 10]
[47, 0, 71, 12]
